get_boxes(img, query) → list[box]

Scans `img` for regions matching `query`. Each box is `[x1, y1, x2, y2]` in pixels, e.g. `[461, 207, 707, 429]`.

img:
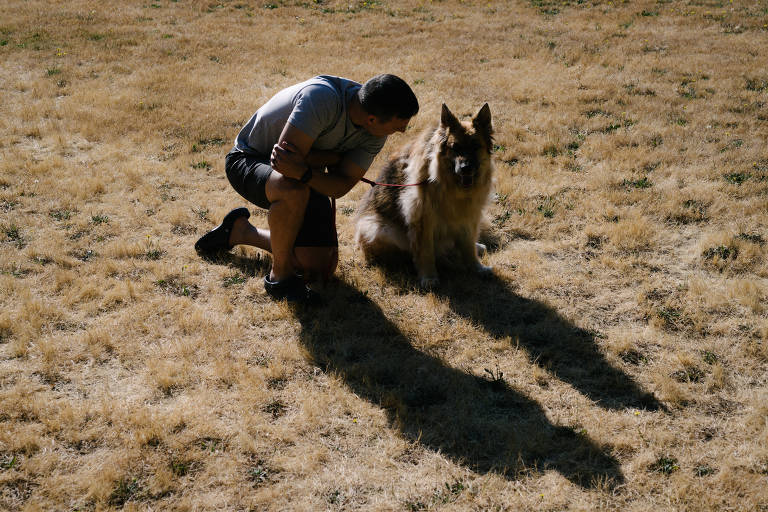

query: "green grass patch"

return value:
[191, 137, 226, 153]
[584, 109, 611, 118]
[745, 78, 768, 92]
[3, 224, 25, 248]
[701, 350, 718, 365]
[600, 123, 622, 133]
[671, 365, 705, 383]
[170, 460, 191, 477]
[1, 200, 20, 212]
[1, 455, 18, 470]
[145, 248, 163, 260]
[720, 139, 743, 152]
[619, 348, 648, 365]
[703, 245, 737, 260]
[50, 209, 73, 221]
[541, 144, 560, 157]
[109, 478, 141, 507]
[493, 209, 512, 227]
[736, 232, 765, 245]
[650, 456, 679, 475]
[155, 276, 198, 298]
[222, 273, 247, 287]
[536, 197, 556, 218]
[622, 177, 653, 189]
[247, 461, 273, 486]
[694, 464, 716, 477]
[656, 307, 682, 328]
[192, 207, 209, 220]
[724, 172, 750, 185]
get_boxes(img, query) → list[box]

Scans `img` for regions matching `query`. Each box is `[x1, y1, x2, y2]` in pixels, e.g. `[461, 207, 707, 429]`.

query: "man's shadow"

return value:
[293, 281, 624, 488]
[379, 257, 663, 412]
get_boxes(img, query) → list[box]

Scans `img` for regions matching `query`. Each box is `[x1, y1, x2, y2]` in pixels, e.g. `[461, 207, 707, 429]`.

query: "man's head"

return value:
[357, 74, 419, 137]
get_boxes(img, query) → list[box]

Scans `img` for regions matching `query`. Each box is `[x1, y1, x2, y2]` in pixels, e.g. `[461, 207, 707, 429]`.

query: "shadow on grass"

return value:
[433, 272, 664, 412]
[365, 254, 663, 412]
[196, 249, 271, 277]
[292, 280, 624, 488]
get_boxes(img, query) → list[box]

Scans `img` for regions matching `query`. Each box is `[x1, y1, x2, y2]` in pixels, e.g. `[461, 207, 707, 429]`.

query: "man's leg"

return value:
[294, 246, 338, 283]
[227, 183, 338, 284]
[228, 217, 270, 252]
[224, 151, 337, 286]
[263, 172, 310, 282]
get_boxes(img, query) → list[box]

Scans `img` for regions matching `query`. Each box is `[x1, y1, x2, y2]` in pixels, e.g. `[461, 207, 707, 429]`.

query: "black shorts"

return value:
[225, 149, 337, 248]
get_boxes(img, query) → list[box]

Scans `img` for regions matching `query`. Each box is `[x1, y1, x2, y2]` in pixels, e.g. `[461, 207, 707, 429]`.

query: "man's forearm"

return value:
[305, 150, 342, 169]
[305, 168, 357, 199]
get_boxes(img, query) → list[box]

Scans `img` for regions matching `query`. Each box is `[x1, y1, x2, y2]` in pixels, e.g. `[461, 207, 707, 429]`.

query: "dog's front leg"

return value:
[409, 214, 439, 288]
[458, 228, 492, 275]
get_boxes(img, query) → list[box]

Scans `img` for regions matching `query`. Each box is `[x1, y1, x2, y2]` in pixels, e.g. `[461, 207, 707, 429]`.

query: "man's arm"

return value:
[306, 150, 342, 169]
[269, 122, 314, 180]
[270, 123, 343, 176]
[270, 123, 368, 199]
[303, 157, 367, 199]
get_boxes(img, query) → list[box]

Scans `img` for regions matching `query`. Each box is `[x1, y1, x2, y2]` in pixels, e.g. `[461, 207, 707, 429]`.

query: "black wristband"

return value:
[299, 167, 312, 183]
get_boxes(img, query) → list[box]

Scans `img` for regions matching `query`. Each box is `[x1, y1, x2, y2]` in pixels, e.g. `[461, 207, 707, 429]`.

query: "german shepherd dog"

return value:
[355, 104, 495, 287]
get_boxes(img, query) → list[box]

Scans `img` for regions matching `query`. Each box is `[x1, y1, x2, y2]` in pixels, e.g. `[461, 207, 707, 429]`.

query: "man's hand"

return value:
[270, 140, 308, 180]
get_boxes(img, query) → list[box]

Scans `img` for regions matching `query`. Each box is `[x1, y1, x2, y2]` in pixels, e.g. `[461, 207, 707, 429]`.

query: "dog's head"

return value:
[438, 103, 493, 189]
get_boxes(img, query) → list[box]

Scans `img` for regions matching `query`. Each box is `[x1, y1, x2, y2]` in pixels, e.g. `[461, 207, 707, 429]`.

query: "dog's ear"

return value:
[472, 103, 493, 147]
[440, 104, 461, 132]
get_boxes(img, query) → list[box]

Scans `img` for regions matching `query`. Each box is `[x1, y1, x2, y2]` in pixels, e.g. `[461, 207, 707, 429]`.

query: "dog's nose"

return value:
[458, 161, 474, 175]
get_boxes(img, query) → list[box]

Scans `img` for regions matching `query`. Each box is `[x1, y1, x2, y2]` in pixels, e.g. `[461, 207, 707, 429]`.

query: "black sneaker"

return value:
[194, 207, 250, 254]
[263, 275, 321, 305]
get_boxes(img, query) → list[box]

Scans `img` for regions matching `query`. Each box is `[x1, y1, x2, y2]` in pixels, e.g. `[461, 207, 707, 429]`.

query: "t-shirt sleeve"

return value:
[286, 84, 340, 140]
[346, 137, 386, 171]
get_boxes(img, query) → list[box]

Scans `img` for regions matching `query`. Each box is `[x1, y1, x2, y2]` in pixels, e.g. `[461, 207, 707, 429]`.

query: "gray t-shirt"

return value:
[234, 75, 386, 171]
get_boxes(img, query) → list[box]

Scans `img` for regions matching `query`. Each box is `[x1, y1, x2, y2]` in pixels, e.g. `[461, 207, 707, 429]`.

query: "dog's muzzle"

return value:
[457, 162, 476, 188]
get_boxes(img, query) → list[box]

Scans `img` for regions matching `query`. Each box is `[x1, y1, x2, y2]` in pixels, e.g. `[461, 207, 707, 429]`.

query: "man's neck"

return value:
[348, 95, 367, 128]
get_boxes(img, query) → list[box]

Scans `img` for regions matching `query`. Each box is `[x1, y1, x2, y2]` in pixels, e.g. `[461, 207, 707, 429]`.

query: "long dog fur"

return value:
[355, 103, 495, 287]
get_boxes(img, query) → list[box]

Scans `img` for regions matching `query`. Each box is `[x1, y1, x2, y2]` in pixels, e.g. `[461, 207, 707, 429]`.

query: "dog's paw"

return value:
[475, 242, 487, 258]
[475, 263, 493, 274]
[419, 275, 440, 289]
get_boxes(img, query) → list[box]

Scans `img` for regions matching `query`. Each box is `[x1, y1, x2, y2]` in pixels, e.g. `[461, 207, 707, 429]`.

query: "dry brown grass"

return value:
[1, 0, 768, 510]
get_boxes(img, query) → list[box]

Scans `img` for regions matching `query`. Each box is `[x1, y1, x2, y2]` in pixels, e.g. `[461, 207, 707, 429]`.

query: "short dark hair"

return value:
[358, 74, 419, 121]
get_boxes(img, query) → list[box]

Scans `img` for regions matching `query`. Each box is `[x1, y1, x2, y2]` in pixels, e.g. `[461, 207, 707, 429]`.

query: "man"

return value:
[195, 74, 419, 302]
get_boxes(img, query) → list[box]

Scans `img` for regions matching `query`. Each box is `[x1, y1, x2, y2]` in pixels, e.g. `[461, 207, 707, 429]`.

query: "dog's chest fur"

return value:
[364, 133, 491, 244]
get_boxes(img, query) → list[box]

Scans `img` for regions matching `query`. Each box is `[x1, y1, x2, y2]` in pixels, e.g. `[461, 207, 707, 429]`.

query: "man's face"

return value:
[365, 115, 411, 137]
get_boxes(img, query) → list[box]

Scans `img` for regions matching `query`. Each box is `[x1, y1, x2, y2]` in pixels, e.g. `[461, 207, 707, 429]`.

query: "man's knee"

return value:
[266, 174, 310, 206]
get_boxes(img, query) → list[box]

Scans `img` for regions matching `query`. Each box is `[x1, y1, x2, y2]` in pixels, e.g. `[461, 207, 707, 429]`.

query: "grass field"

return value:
[1, 0, 768, 510]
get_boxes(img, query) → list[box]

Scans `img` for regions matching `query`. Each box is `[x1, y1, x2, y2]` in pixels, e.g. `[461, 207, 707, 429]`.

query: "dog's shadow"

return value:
[437, 272, 663, 411]
[376, 259, 663, 412]
[293, 280, 624, 487]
